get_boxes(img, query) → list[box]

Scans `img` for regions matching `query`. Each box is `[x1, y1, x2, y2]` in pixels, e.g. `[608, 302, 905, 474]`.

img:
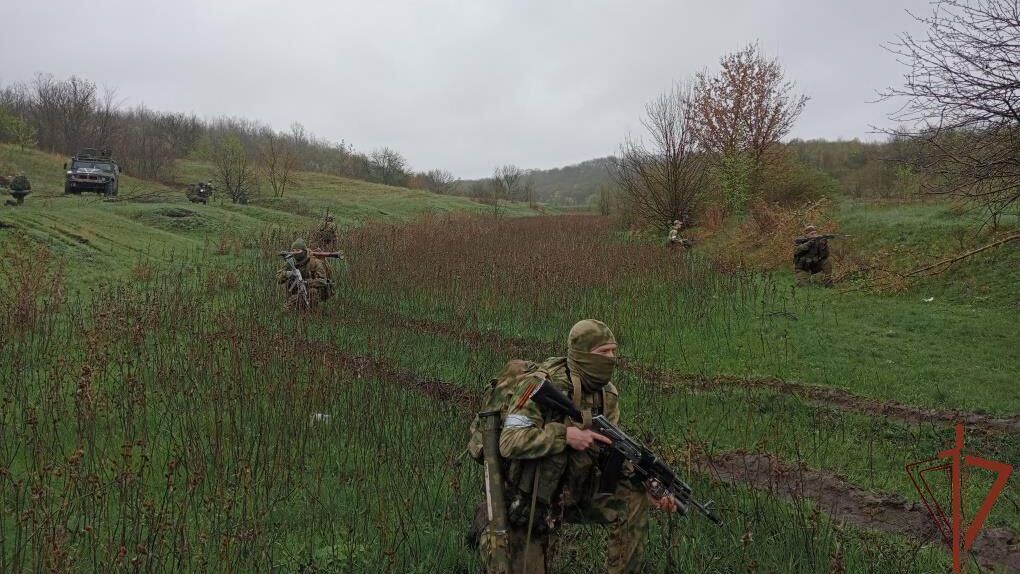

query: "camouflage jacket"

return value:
[276, 255, 330, 290]
[500, 357, 621, 503]
[9, 175, 30, 192]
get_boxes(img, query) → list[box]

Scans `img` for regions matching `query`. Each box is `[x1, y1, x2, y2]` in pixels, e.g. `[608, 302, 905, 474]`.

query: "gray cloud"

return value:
[0, 0, 926, 178]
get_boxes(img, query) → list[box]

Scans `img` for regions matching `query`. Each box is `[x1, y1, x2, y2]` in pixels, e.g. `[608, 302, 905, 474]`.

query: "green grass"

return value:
[1, 146, 1016, 572]
[835, 198, 1020, 306]
[0, 144, 534, 284]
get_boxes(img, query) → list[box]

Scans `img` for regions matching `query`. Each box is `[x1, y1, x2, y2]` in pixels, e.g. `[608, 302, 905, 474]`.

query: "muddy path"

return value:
[629, 363, 1020, 436]
[241, 325, 1020, 571]
[702, 451, 1019, 572]
[345, 305, 1020, 435]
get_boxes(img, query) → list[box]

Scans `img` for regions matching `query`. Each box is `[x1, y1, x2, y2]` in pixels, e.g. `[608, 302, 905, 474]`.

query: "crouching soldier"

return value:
[793, 225, 833, 286]
[276, 238, 332, 310]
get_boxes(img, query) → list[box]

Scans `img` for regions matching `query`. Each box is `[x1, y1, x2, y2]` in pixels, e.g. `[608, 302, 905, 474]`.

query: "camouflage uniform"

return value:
[479, 321, 650, 574]
[793, 225, 832, 286]
[276, 238, 332, 310]
[5, 174, 31, 206]
[667, 220, 682, 244]
[314, 214, 339, 250]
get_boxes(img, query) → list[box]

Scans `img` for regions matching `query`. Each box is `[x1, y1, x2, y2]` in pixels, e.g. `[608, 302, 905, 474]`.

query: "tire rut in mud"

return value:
[701, 451, 1019, 572]
[349, 307, 1020, 435]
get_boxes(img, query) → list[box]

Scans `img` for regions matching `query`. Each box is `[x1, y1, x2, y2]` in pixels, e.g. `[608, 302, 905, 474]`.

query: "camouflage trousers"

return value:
[283, 287, 323, 311]
[479, 480, 649, 574]
[795, 258, 832, 287]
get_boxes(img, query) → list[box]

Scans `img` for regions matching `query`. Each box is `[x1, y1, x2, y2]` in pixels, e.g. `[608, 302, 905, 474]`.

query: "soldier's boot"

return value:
[479, 523, 547, 574]
[510, 526, 549, 574]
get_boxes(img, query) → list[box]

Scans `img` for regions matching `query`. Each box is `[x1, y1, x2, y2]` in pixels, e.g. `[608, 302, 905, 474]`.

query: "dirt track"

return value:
[247, 326, 1020, 571]
[352, 307, 1020, 435]
[702, 451, 1019, 572]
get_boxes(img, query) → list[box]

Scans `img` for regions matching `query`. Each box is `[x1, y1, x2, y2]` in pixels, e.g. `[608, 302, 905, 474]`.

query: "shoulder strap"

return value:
[568, 370, 594, 430]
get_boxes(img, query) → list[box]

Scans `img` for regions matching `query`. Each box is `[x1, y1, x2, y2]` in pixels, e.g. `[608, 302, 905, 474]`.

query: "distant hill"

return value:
[470, 139, 932, 207]
[524, 157, 615, 205]
[463, 157, 615, 206]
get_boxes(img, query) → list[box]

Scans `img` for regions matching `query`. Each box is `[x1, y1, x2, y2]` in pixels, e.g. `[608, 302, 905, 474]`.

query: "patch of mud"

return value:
[702, 451, 1019, 572]
[303, 339, 478, 409]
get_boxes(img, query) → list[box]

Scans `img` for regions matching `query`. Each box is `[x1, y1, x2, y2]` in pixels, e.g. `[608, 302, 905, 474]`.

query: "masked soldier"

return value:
[479, 319, 677, 573]
[276, 238, 332, 310]
[793, 225, 833, 286]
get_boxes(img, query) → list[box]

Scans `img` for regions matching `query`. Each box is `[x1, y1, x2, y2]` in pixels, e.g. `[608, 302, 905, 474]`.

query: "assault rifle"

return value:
[277, 250, 340, 308]
[278, 252, 310, 308]
[524, 380, 723, 525]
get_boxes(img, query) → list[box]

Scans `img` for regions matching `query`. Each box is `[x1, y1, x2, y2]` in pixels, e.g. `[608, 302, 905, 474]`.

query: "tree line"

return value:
[616, 1, 1020, 231]
[0, 74, 458, 201]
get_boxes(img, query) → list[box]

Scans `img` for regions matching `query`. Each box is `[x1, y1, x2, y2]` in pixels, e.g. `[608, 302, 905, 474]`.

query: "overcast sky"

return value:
[0, 0, 926, 178]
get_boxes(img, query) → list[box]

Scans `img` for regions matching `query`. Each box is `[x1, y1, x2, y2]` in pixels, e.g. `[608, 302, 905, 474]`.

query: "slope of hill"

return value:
[0, 144, 532, 283]
[523, 156, 615, 205]
[461, 157, 615, 206]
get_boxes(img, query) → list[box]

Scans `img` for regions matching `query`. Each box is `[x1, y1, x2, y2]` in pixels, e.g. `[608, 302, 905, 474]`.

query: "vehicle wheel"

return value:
[64, 182, 71, 194]
[105, 182, 115, 197]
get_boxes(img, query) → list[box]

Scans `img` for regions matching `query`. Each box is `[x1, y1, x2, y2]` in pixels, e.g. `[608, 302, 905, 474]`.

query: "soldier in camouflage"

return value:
[479, 319, 677, 573]
[667, 220, 682, 244]
[276, 238, 332, 310]
[4, 173, 31, 206]
[314, 213, 339, 250]
[793, 225, 833, 286]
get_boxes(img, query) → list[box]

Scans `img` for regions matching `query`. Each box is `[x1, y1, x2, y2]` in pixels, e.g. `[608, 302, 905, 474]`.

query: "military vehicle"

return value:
[186, 181, 214, 204]
[64, 149, 120, 196]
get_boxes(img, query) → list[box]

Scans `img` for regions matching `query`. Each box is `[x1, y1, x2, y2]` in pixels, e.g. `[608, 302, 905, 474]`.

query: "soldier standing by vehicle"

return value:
[276, 238, 332, 310]
[793, 225, 833, 286]
[476, 319, 678, 573]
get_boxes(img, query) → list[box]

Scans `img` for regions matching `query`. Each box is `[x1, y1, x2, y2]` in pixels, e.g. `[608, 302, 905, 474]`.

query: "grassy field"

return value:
[1, 149, 1018, 572]
[0, 144, 533, 285]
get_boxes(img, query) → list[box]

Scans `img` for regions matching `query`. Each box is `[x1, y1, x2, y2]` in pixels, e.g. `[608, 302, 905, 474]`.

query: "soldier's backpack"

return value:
[466, 359, 539, 464]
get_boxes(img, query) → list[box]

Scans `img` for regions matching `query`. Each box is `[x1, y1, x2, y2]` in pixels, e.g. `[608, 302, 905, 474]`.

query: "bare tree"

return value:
[369, 147, 409, 186]
[597, 184, 614, 216]
[420, 169, 458, 195]
[883, 0, 1020, 225]
[693, 43, 808, 196]
[115, 106, 175, 181]
[212, 133, 258, 203]
[156, 112, 203, 157]
[493, 164, 524, 196]
[613, 82, 710, 229]
[259, 129, 300, 197]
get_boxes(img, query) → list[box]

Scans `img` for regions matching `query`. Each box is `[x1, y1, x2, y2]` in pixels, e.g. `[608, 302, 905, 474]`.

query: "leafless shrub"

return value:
[613, 82, 710, 230]
[883, 0, 1020, 226]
